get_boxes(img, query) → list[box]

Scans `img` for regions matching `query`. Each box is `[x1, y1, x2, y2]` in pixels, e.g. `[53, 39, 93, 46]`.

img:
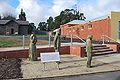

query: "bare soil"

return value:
[0, 58, 22, 79]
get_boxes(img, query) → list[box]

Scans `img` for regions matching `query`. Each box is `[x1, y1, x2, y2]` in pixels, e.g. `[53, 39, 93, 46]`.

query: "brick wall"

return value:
[61, 18, 111, 41]
[106, 43, 120, 53]
[0, 46, 85, 58]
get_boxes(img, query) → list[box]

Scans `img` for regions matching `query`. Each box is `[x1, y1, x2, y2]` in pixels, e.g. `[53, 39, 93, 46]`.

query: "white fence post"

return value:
[23, 35, 25, 49]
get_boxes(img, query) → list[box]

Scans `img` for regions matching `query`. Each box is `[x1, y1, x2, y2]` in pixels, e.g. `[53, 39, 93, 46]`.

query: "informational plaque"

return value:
[40, 52, 60, 63]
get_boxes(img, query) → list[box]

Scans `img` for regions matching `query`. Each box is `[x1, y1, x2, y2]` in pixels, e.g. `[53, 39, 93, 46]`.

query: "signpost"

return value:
[40, 52, 60, 71]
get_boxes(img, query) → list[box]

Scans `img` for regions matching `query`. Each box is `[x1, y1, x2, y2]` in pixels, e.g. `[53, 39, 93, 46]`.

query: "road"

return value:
[36, 71, 120, 80]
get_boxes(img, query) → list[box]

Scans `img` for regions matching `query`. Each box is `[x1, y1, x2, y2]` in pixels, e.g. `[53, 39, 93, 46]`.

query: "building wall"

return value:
[0, 25, 6, 35]
[61, 18, 110, 41]
[110, 11, 120, 41]
[6, 21, 18, 35]
[18, 25, 28, 35]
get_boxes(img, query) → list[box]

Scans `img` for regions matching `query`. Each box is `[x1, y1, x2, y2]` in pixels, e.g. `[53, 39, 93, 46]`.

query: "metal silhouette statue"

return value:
[53, 28, 61, 52]
[86, 35, 93, 68]
[29, 32, 37, 61]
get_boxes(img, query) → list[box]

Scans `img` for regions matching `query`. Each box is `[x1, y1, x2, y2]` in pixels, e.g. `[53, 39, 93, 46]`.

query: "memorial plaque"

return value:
[40, 52, 60, 63]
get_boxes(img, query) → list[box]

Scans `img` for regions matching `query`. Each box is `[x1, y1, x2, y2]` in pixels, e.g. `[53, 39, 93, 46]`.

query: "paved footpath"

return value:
[37, 70, 120, 80]
[21, 53, 120, 79]
[1, 46, 120, 80]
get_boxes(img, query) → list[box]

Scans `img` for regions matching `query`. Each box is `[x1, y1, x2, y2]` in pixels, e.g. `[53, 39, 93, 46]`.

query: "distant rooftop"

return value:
[89, 15, 109, 22]
[0, 20, 29, 25]
[0, 20, 10, 25]
[66, 20, 87, 25]
[66, 15, 109, 25]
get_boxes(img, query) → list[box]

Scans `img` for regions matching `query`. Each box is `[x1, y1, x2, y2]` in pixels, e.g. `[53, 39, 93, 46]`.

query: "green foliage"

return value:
[0, 41, 15, 47]
[47, 16, 55, 31]
[19, 9, 26, 21]
[37, 22, 47, 31]
[38, 8, 86, 31]
[28, 23, 36, 34]
[2, 15, 16, 20]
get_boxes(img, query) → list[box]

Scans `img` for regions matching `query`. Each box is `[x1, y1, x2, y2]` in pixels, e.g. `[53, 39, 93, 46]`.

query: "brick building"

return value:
[61, 11, 120, 42]
[0, 20, 29, 35]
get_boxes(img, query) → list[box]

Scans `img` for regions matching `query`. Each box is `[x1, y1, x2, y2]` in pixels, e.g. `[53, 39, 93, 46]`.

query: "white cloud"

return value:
[0, 1, 16, 18]
[48, 0, 77, 18]
[1, 0, 120, 26]
[79, 0, 120, 20]
[16, 0, 46, 26]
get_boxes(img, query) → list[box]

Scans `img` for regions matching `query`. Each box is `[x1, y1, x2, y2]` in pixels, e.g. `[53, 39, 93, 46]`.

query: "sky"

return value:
[0, 0, 120, 27]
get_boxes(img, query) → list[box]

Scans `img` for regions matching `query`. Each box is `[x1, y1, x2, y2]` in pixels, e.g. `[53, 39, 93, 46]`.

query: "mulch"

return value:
[0, 58, 22, 79]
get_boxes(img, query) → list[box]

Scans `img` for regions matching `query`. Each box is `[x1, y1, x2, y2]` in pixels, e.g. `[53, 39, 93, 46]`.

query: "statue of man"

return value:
[53, 28, 61, 52]
[29, 32, 37, 61]
[86, 35, 93, 68]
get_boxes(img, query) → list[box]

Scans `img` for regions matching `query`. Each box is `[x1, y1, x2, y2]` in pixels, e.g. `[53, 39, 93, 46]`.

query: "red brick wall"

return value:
[0, 46, 71, 58]
[70, 46, 85, 57]
[61, 18, 111, 40]
[106, 43, 120, 52]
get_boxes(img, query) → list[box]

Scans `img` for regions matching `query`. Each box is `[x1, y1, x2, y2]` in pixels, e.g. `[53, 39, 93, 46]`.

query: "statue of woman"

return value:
[29, 32, 37, 61]
[53, 28, 61, 52]
[86, 35, 93, 68]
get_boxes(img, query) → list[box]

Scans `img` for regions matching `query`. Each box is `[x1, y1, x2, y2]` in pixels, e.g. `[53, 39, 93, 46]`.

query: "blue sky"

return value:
[0, 0, 120, 26]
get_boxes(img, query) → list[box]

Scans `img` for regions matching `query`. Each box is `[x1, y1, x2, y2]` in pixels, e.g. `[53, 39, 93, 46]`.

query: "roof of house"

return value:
[16, 21, 29, 25]
[89, 15, 109, 22]
[0, 20, 11, 25]
[0, 20, 29, 25]
[66, 15, 109, 25]
[66, 20, 87, 25]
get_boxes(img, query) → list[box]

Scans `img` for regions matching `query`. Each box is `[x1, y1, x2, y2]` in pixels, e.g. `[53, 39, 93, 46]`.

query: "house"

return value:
[0, 20, 29, 35]
[61, 11, 120, 42]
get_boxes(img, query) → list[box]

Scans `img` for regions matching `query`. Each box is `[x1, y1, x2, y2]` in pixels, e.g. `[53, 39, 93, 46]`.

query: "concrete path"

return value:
[94, 54, 120, 67]
[21, 53, 120, 79]
[38, 71, 120, 80]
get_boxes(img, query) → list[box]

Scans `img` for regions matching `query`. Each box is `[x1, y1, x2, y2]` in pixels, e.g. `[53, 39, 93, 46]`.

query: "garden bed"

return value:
[0, 58, 22, 79]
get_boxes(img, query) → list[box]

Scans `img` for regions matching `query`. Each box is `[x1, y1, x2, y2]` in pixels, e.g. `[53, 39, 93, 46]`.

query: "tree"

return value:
[38, 8, 86, 31]
[19, 9, 26, 21]
[47, 16, 55, 31]
[37, 22, 47, 31]
[53, 9, 86, 29]
[28, 23, 36, 34]
[2, 15, 16, 20]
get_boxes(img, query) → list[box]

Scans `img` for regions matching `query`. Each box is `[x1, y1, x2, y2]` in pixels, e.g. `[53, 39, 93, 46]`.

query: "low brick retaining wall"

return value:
[0, 46, 85, 58]
[0, 43, 120, 58]
[106, 43, 120, 53]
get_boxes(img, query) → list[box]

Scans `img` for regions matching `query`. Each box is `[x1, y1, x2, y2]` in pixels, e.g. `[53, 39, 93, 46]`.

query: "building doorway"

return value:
[11, 28, 14, 34]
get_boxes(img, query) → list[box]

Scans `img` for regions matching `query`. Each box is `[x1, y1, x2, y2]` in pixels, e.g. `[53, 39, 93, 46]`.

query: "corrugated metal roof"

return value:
[0, 20, 29, 25]
[66, 15, 109, 25]
[66, 20, 87, 24]
[16, 21, 29, 25]
[89, 15, 109, 22]
[0, 20, 10, 25]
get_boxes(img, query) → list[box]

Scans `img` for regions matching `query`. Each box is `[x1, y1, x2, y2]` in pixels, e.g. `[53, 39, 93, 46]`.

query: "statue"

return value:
[86, 35, 93, 68]
[29, 32, 37, 61]
[19, 9, 26, 21]
[53, 28, 61, 52]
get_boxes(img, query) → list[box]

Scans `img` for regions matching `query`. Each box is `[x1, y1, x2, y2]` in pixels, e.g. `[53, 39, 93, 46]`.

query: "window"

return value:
[81, 26, 84, 30]
[88, 24, 92, 29]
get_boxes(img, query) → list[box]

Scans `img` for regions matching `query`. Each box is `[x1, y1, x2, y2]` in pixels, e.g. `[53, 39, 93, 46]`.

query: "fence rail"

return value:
[0, 35, 50, 48]
[0, 34, 87, 48]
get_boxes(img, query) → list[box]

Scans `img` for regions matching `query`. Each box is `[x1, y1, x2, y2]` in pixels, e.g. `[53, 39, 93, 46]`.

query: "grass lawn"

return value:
[0, 36, 51, 48]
